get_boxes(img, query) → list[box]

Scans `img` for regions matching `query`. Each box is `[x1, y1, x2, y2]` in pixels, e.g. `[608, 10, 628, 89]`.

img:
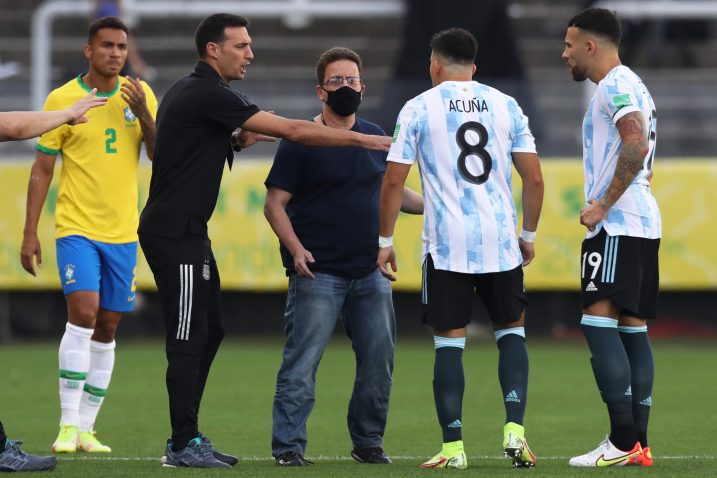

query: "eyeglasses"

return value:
[321, 76, 362, 88]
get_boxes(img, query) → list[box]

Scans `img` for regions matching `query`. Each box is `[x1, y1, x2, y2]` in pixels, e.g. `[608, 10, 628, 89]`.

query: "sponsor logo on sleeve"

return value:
[612, 94, 632, 110]
[392, 124, 400, 143]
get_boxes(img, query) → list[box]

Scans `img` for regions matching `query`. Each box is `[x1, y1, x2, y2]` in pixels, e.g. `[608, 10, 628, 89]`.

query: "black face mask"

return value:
[324, 86, 362, 117]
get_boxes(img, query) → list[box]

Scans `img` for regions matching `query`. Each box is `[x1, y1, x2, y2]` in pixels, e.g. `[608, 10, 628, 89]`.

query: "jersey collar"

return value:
[76, 74, 121, 97]
[194, 61, 227, 86]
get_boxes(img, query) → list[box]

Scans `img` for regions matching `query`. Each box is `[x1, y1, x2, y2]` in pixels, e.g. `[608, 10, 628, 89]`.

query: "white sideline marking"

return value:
[59, 455, 716, 462]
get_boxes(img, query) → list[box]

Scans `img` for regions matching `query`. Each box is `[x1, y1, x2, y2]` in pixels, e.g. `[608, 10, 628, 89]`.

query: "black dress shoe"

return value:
[351, 447, 392, 464]
[276, 451, 314, 466]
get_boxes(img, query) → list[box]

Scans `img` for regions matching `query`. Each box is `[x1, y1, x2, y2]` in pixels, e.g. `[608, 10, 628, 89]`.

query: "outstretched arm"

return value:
[0, 89, 107, 142]
[242, 111, 391, 152]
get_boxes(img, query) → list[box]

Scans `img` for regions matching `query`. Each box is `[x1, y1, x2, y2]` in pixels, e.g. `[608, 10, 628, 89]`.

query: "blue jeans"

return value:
[271, 268, 396, 457]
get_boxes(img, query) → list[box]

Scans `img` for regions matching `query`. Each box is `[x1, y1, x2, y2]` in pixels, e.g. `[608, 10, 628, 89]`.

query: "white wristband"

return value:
[519, 228, 536, 243]
[378, 235, 394, 248]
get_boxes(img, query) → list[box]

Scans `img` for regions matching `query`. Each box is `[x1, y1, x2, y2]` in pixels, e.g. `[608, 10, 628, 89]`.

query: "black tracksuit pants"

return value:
[139, 233, 224, 449]
[0, 420, 6, 448]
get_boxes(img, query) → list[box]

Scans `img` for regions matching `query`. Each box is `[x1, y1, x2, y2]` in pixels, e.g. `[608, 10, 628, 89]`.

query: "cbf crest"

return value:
[64, 263, 76, 285]
[123, 106, 136, 123]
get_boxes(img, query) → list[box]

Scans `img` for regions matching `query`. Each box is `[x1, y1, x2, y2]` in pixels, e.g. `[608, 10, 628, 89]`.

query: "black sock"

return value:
[496, 331, 528, 425]
[606, 399, 636, 451]
[620, 328, 654, 448]
[581, 317, 637, 451]
[433, 346, 464, 443]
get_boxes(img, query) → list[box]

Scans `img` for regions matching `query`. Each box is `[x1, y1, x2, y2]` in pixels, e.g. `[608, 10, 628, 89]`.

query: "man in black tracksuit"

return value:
[138, 13, 391, 468]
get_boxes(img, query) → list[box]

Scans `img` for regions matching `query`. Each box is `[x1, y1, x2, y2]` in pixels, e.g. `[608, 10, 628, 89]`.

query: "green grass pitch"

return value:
[1, 337, 715, 476]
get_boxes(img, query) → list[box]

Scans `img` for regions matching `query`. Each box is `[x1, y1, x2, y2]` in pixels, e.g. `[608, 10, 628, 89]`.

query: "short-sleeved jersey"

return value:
[138, 61, 260, 240]
[388, 80, 536, 274]
[265, 118, 387, 279]
[37, 75, 157, 243]
[583, 65, 661, 240]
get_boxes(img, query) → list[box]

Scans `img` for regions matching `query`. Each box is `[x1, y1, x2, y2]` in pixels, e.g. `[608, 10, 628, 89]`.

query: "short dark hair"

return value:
[195, 13, 249, 58]
[567, 8, 621, 46]
[430, 28, 477, 65]
[316, 47, 363, 84]
[88, 16, 128, 43]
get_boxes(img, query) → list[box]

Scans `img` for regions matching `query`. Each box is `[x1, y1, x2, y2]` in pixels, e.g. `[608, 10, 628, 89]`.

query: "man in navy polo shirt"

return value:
[264, 47, 423, 467]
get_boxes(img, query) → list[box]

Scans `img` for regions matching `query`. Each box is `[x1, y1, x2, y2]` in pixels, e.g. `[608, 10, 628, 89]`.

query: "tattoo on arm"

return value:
[602, 112, 649, 208]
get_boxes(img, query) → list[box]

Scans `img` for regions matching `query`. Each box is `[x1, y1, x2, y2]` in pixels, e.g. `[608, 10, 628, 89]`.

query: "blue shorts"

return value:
[56, 235, 138, 312]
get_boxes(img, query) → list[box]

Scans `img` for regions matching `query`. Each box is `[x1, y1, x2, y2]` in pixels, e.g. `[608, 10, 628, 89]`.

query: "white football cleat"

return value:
[569, 436, 642, 467]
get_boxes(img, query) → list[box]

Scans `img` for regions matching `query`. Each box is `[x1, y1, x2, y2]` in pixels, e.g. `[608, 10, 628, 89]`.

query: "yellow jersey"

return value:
[37, 75, 158, 243]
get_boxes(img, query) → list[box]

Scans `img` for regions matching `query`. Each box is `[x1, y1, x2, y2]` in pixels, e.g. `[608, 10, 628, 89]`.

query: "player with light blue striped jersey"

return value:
[583, 65, 661, 240]
[378, 28, 544, 470]
[387, 79, 536, 273]
[563, 8, 660, 468]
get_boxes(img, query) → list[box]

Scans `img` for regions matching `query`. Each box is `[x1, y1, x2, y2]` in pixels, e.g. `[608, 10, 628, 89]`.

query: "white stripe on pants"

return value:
[177, 264, 194, 341]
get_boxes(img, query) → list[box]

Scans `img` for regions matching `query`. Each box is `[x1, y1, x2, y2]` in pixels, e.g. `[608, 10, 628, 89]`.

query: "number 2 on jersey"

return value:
[105, 128, 117, 154]
[456, 121, 492, 185]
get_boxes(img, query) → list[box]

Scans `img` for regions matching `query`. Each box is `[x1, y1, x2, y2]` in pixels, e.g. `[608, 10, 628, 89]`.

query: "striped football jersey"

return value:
[582, 65, 661, 240]
[388, 80, 536, 273]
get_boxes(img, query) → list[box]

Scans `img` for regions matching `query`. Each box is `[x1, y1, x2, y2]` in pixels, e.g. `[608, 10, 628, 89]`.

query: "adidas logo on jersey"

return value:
[505, 390, 521, 403]
[585, 281, 598, 292]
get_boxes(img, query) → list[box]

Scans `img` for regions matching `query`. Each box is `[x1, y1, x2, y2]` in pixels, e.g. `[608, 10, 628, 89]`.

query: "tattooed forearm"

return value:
[601, 112, 649, 209]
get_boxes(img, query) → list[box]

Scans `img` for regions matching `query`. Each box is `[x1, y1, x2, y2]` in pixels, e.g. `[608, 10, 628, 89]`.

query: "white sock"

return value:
[58, 323, 93, 427]
[79, 340, 116, 433]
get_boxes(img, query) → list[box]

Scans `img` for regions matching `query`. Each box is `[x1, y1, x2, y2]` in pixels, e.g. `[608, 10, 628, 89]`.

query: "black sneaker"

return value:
[199, 434, 238, 466]
[351, 447, 392, 464]
[275, 451, 313, 466]
[160, 437, 230, 468]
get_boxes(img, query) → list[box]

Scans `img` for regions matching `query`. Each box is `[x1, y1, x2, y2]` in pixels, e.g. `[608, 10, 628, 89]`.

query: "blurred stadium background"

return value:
[0, 0, 715, 342]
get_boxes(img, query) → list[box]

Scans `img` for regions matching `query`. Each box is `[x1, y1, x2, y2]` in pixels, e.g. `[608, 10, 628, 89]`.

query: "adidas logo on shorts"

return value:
[585, 281, 598, 292]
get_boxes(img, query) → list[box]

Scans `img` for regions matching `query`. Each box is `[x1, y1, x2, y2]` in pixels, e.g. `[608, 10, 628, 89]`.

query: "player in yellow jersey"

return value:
[20, 16, 157, 454]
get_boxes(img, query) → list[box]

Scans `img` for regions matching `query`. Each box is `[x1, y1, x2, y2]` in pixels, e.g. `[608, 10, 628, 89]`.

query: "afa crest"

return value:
[123, 106, 137, 122]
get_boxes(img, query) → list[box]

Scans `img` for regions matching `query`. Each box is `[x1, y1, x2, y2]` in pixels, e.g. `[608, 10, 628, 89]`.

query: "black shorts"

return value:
[581, 228, 660, 319]
[421, 254, 527, 330]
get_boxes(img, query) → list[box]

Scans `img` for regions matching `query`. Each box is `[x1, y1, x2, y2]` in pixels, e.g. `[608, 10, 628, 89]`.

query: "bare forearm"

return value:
[290, 121, 361, 147]
[400, 186, 423, 215]
[521, 178, 544, 231]
[24, 168, 53, 234]
[288, 121, 389, 151]
[603, 111, 649, 208]
[0, 111, 71, 142]
[380, 163, 412, 236]
[137, 112, 156, 161]
[601, 142, 644, 208]
[379, 182, 404, 237]
[264, 203, 304, 257]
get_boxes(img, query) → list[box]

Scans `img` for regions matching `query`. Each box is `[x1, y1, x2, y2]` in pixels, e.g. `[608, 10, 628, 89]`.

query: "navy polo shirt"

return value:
[265, 117, 387, 279]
